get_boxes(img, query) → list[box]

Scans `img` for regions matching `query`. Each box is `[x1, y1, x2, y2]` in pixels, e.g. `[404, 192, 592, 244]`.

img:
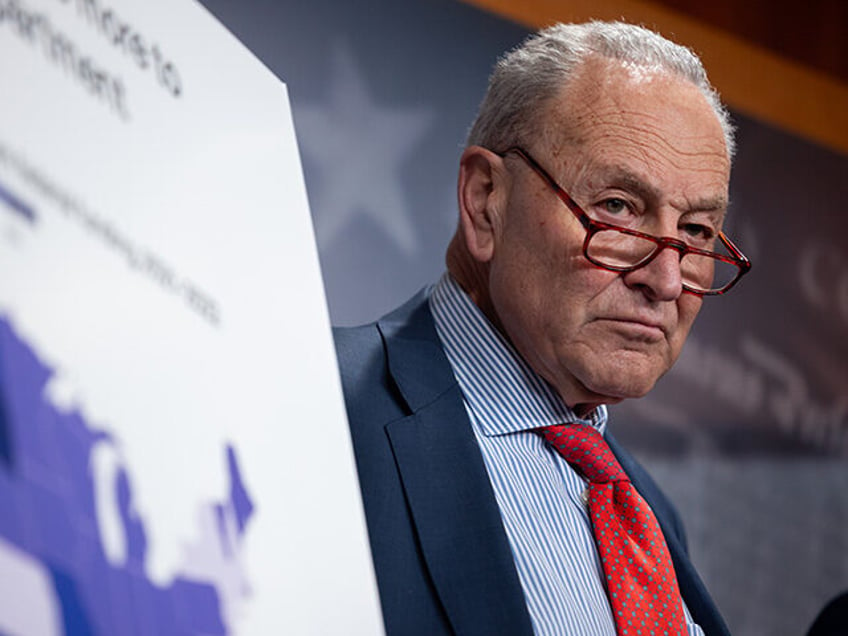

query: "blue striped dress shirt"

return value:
[429, 273, 703, 636]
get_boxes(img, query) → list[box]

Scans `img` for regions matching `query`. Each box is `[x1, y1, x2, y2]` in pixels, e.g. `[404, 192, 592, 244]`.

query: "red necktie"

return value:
[538, 424, 688, 636]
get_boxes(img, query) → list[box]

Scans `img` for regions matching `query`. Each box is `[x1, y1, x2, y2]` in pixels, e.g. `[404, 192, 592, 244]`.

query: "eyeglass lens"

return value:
[586, 229, 741, 293]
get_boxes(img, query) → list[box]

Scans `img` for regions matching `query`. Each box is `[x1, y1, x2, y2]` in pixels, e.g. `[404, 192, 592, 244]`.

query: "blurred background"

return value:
[198, 1, 848, 634]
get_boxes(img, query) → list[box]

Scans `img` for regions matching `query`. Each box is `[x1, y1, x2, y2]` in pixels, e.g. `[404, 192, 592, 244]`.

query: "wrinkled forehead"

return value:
[535, 56, 729, 163]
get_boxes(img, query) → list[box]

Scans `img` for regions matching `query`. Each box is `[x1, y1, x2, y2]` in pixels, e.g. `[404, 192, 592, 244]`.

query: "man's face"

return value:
[485, 58, 731, 412]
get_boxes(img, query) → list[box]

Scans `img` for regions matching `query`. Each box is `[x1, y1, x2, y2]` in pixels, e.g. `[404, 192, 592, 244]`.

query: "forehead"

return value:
[539, 57, 730, 195]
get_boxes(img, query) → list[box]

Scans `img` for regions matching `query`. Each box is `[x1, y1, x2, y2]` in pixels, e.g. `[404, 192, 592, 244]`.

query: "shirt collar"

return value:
[429, 273, 607, 437]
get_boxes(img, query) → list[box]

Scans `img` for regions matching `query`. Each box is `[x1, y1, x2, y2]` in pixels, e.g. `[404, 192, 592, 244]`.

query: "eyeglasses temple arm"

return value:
[719, 231, 752, 272]
[501, 146, 592, 230]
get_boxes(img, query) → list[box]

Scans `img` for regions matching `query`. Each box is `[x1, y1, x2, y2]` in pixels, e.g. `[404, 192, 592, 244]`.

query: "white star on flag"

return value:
[295, 43, 434, 256]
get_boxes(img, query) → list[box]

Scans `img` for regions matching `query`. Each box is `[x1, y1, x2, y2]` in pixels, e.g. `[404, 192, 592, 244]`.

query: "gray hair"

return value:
[466, 21, 735, 158]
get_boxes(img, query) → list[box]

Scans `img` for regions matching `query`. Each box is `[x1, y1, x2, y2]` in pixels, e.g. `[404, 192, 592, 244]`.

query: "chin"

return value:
[591, 378, 656, 402]
[577, 356, 666, 403]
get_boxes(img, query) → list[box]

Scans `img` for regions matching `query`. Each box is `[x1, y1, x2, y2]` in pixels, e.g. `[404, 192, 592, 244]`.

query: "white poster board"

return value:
[0, 0, 383, 633]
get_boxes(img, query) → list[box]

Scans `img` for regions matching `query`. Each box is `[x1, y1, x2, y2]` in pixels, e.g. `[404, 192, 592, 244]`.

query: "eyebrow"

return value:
[592, 166, 729, 214]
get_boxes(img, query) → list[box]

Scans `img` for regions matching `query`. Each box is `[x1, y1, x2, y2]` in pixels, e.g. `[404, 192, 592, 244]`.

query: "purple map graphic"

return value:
[0, 316, 254, 635]
[0, 180, 36, 225]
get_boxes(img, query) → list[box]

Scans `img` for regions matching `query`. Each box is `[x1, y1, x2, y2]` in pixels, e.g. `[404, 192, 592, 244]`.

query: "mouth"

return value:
[598, 316, 667, 342]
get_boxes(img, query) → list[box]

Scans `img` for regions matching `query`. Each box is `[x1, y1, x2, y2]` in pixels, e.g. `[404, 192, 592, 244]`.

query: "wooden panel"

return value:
[649, 0, 848, 84]
[460, 0, 848, 156]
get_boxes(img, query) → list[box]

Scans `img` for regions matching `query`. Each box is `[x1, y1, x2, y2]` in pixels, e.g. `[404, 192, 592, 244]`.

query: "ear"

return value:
[457, 146, 508, 263]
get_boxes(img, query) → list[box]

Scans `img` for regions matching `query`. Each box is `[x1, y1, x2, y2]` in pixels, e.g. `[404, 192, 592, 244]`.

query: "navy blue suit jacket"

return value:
[335, 290, 731, 636]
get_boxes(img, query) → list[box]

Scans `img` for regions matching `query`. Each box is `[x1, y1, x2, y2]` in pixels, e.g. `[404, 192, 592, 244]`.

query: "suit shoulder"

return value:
[334, 322, 382, 376]
[333, 319, 410, 430]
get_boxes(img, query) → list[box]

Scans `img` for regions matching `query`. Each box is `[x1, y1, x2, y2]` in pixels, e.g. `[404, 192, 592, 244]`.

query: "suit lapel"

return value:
[378, 295, 534, 636]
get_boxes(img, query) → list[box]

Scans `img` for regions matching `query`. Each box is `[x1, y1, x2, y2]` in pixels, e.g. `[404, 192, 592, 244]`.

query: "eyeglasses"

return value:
[499, 147, 751, 296]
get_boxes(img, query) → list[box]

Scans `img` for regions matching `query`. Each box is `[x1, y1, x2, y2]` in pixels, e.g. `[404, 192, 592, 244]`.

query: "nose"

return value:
[622, 246, 684, 301]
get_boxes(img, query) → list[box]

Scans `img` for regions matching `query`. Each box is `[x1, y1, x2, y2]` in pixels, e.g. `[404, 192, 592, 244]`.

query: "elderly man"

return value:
[335, 21, 750, 636]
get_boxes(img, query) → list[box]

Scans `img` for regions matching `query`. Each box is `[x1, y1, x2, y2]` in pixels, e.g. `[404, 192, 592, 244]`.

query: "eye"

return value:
[681, 222, 716, 245]
[599, 198, 631, 216]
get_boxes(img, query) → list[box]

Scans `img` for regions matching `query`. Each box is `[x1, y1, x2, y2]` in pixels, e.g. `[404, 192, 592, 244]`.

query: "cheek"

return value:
[670, 294, 703, 354]
[510, 248, 595, 332]
[489, 194, 601, 342]
[487, 242, 585, 362]
[492, 221, 575, 303]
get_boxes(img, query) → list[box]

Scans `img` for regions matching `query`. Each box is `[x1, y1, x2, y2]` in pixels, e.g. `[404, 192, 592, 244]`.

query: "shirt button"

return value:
[580, 489, 589, 505]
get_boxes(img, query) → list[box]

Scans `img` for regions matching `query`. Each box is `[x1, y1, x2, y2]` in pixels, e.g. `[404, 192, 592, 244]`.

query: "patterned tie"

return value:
[538, 424, 688, 636]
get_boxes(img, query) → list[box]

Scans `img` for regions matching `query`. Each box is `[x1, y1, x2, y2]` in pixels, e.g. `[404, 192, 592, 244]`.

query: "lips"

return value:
[599, 316, 668, 340]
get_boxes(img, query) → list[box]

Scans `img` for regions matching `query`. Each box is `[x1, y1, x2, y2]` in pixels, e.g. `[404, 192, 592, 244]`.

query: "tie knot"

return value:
[537, 424, 626, 483]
